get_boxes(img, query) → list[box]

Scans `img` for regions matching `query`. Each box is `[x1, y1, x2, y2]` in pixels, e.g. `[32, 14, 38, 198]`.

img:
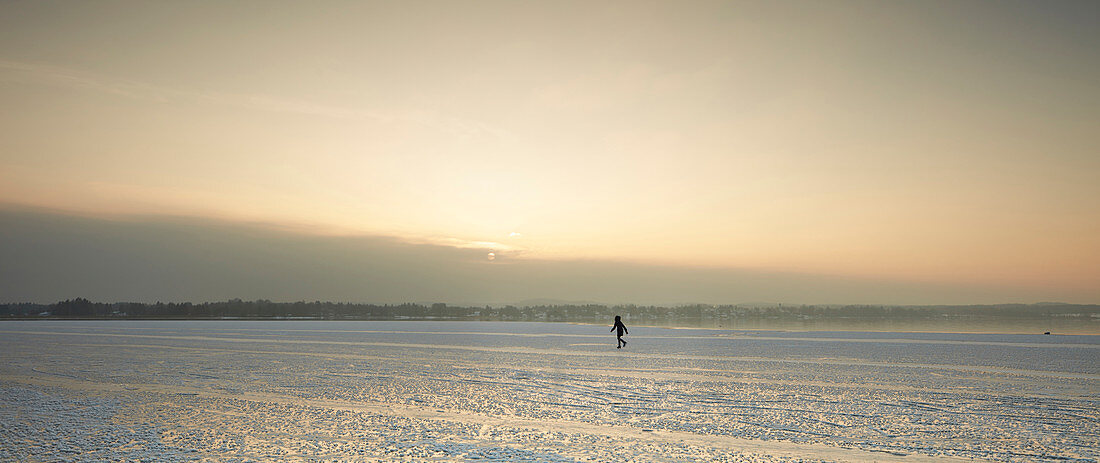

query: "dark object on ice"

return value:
[1044, 331, 1051, 335]
[611, 315, 629, 349]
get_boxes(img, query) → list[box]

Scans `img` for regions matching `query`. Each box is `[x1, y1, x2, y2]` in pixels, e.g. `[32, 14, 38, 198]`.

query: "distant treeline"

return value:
[2, 298, 1097, 322]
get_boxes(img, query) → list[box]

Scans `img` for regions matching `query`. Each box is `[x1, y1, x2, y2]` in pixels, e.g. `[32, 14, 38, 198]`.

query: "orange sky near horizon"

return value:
[1, 1, 1098, 301]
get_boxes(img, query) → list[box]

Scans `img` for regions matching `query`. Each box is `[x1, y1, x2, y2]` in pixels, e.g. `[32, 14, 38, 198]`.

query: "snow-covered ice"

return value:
[0, 320, 1096, 462]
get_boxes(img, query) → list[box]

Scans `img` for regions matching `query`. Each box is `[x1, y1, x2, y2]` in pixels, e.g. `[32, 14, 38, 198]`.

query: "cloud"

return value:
[0, 207, 1074, 305]
[415, 237, 515, 253]
[0, 59, 511, 139]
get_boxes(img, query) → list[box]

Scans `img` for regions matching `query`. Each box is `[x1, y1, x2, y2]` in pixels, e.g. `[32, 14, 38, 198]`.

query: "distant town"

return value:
[3, 298, 1097, 325]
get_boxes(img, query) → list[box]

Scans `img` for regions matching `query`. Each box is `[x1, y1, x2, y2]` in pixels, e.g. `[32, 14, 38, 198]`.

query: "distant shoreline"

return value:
[3, 298, 1097, 335]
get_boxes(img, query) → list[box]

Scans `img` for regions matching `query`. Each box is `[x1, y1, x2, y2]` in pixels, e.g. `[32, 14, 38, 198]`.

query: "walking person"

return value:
[611, 315, 628, 349]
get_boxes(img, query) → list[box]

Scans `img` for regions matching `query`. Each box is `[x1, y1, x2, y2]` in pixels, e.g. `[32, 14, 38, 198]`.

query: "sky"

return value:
[1, 1, 1098, 305]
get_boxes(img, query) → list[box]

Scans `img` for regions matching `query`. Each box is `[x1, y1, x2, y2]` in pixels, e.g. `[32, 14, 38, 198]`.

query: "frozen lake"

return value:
[1, 320, 1097, 462]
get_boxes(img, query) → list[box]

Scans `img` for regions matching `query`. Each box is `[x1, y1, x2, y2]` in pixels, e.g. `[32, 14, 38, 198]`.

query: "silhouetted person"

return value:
[611, 315, 628, 349]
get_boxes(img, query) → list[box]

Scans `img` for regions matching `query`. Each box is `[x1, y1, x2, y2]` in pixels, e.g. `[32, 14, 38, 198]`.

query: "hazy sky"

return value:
[1, 1, 1098, 304]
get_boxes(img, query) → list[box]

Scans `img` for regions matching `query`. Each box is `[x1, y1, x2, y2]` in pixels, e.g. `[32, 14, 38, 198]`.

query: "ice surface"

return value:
[1, 320, 1096, 462]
